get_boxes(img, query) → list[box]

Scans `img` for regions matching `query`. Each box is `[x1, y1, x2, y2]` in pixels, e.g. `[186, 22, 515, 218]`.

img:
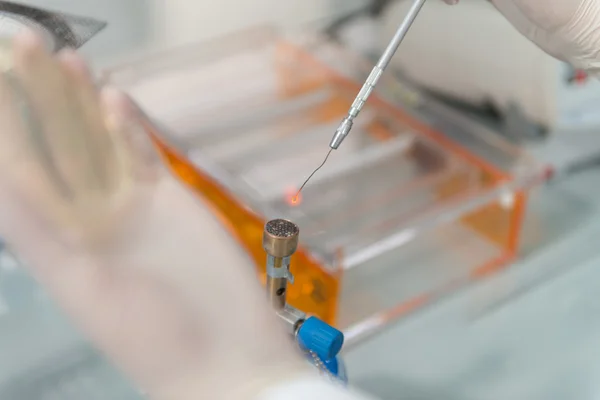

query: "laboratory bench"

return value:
[345, 135, 600, 400]
[2, 2, 600, 398]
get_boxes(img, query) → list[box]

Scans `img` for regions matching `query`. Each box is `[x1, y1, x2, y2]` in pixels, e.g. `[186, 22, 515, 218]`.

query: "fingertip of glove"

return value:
[57, 49, 93, 82]
[102, 86, 135, 119]
[12, 29, 46, 70]
[101, 88, 137, 138]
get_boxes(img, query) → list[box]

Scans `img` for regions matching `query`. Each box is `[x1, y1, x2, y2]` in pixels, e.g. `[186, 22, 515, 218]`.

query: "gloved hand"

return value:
[443, 0, 600, 75]
[0, 31, 310, 399]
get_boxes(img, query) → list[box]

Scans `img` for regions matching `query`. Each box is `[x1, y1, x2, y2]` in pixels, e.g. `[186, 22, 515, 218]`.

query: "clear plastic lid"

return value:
[105, 26, 549, 337]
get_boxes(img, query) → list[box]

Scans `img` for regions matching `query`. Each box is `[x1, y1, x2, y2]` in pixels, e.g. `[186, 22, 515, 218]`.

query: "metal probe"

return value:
[293, 0, 426, 202]
[329, 0, 426, 150]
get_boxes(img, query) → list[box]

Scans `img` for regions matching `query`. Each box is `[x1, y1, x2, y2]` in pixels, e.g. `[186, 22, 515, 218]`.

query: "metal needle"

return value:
[293, 149, 332, 203]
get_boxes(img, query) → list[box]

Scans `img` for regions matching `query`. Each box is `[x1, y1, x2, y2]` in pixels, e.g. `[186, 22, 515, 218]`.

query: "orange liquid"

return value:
[148, 132, 342, 326]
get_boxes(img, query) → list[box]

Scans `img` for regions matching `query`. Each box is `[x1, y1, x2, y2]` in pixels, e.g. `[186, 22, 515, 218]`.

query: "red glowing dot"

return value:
[575, 70, 588, 84]
[285, 187, 302, 207]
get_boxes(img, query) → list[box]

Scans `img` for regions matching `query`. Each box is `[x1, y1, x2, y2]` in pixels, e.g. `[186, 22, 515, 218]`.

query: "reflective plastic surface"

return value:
[106, 27, 547, 340]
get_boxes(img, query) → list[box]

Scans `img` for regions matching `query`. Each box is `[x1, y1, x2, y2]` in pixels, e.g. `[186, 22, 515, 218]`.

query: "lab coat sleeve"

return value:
[258, 376, 378, 400]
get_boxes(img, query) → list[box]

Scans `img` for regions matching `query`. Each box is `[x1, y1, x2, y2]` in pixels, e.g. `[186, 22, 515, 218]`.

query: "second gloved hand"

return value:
[444, 0, 600, 75]
[491, 0, 600, 74]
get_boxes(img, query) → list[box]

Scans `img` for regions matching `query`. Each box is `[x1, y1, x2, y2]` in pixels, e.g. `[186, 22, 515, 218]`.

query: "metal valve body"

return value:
[262, 219, 346, 382]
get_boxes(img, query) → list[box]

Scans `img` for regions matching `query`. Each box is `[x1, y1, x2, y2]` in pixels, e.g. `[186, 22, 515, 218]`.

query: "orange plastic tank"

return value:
[148, 131, 342, 325]
[105, 28, 547, 338]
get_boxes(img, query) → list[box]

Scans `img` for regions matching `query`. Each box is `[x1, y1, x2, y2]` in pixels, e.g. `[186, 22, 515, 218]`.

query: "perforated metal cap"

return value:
[263, 219, 299, 258]
[266, 219, 299, 238]
[0, 1, 106, 52]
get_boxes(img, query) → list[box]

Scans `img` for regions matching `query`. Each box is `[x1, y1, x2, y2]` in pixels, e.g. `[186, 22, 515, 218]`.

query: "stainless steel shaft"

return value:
[329, 0, 427, 150]
[377, 0, 427, 70]
[263, 219, 300, 310]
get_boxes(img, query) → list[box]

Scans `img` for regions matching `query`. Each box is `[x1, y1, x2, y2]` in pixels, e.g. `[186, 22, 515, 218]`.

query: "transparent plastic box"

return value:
[104, 27, 549, 344]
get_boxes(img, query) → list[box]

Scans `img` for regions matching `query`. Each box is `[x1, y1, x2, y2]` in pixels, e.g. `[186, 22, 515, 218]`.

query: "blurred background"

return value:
[2, 0, 600, 399]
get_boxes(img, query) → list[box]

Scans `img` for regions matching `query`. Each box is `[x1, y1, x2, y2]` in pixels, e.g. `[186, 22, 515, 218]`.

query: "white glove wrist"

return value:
[152, 360, 314, 400]
[256, 374, 376, 400]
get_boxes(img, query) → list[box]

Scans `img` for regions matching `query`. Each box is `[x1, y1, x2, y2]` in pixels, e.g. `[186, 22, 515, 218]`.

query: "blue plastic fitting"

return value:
[297, 316, 344, 360]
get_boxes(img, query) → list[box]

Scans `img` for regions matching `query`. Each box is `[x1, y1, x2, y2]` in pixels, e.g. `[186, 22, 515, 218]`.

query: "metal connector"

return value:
[276, 304, 306, 336]
[263, 219, 299, 310]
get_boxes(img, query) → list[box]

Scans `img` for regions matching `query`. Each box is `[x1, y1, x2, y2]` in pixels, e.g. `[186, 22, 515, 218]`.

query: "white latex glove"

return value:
[443, 0, 600, 75]
[0, 31, 311, 399]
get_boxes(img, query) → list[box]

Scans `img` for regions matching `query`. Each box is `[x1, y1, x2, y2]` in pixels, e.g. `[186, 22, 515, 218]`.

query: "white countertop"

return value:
[345, 157, 600, 399]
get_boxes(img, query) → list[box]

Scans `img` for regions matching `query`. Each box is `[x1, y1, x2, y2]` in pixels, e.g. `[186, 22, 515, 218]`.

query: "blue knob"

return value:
[297, 317, 344, 360]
